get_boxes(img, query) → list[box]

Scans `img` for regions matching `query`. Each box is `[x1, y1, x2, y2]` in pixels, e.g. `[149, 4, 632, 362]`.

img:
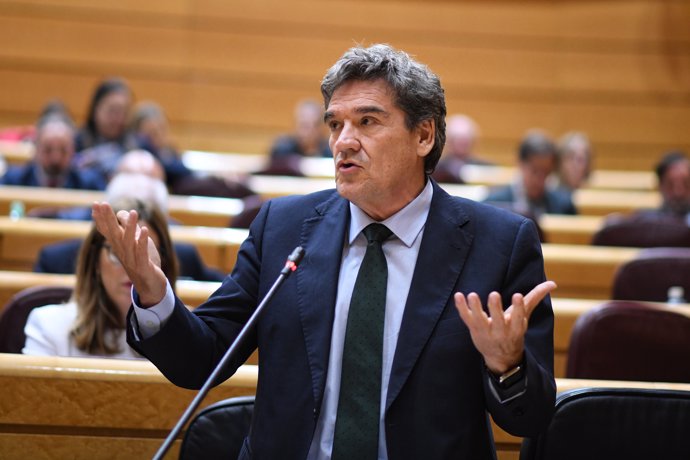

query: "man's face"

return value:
[521, 154, 555, 201]
[660, 161, 690, 215]
[35, 122, 74, 177]
[325, 79, 433, 220]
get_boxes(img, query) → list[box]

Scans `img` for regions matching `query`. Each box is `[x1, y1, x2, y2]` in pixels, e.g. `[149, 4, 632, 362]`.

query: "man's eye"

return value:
[328, 121, 340, 131]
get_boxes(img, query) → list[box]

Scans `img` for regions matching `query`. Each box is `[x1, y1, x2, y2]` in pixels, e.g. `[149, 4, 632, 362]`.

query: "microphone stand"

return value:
[152, 246, 305, 460]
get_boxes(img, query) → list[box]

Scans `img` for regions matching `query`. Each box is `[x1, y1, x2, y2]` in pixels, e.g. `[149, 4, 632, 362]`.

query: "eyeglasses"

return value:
[102, 244, 122, 266]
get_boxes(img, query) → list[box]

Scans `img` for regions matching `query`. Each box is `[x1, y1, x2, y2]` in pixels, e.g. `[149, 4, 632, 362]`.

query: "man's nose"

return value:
[333, 123, 360, 153]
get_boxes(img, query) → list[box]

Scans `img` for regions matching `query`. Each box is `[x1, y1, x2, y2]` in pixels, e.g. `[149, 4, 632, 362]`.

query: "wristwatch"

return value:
[488, 362, 524, 389]
[497, 364, 523, 388]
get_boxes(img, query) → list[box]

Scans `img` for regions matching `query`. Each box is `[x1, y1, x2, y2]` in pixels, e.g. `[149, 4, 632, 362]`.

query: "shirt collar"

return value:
[348, 179, 433, 248]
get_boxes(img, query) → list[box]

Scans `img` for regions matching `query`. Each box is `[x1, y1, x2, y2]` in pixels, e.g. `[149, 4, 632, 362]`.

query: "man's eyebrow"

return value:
[324, 105, 389, 122]
[355, 105, 388, 117]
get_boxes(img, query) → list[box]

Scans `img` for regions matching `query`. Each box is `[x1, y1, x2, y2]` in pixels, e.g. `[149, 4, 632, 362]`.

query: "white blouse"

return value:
[23, 302, 141, 359]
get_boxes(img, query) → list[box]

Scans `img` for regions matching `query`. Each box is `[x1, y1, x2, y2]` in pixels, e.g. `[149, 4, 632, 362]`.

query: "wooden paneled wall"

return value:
[1, 0, 689, 169]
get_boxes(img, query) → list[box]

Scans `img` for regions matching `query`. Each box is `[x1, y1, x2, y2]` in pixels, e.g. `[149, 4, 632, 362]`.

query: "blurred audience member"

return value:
[34, 172, 225, 281]
[261, 99, 331, 176]
[555, 131, 593, 192]
[115, 149, 166, 184]
[73, 78, 139, 181]
[632, 150, 690, 224]
[270, 99, 331, 159]
[1, 112, 105, 190]
[432, 114, 491, 183]
[23, 200, 178, 358]
[484, 130, 577, 217]
[129, 101, 192, 188]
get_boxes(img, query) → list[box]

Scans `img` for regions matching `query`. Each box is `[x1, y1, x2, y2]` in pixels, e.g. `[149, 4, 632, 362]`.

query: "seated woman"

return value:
[22, 199, 178, 358]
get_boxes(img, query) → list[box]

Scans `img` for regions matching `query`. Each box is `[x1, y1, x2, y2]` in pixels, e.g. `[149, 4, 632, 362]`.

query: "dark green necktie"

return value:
[332, 223, 393, 460]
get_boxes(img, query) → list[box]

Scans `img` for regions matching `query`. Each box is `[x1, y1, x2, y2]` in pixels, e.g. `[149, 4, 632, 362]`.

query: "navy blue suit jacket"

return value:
[34, 239, 225, 282]
[128, 181, 555, 459]
[0, 162, 105, 190]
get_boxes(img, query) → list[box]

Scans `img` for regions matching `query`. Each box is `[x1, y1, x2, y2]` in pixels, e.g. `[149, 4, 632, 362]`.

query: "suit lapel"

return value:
[386, 184, 473, 410]
[295, 193, 349, 409]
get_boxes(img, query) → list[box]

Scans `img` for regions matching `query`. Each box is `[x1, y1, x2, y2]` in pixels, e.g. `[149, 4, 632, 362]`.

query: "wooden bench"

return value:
[0, 185, 245, 228]
[0, 216, 247, 273]
[0, 270, 219, 309]
[0, 354, 257, 460]
[182, 151, 660, 192]
[1, 353, 689, 460]
[8, 267, 684, 381]
[0, 216, 638, 298]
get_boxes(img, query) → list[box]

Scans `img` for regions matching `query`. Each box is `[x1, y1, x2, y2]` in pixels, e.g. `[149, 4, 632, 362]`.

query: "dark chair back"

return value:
[228, 195, 264, 229]
[179, 396, 254, 460]
[171, 175, 255, 199]
[0, 285, 73, 353]
[520, 387, 690, 460]
[612, 247, 690, 301]
[591, 214, 690, 247]
[566, 300, 690, 382]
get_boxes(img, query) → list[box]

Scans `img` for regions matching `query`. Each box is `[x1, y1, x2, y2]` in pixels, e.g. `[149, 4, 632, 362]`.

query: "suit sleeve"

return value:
[483, 218, 556, 437]
[126, 200, 271, 389]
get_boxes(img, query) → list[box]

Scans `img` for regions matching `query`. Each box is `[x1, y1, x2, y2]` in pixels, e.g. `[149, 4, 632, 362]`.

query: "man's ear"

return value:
[416, 119, 435, 158]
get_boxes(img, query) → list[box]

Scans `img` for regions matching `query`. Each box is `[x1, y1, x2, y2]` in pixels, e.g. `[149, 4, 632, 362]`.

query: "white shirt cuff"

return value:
[130, 282, 175, 340]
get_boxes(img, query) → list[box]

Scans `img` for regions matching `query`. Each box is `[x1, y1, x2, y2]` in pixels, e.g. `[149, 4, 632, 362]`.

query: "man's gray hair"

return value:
[321, 44, 446, 174]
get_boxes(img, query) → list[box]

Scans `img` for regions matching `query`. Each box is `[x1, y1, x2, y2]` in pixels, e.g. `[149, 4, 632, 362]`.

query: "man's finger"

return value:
[454, 292, 473, 325]
[509, 293, 527, 335]
[466, 293, 490, 326]
[486, 291, 506, 332]
[522, 280, 557, 318]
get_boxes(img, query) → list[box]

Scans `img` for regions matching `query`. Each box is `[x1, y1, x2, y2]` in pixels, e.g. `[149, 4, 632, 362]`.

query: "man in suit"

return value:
[93, 44, 556, 459]
[484, 130, 577, 217]
[0, 114, 105, 190]
[33, 238, 224, 282]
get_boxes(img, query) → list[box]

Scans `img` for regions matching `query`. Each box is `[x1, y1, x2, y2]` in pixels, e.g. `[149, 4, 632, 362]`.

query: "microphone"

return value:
[152, 246, 306, 460]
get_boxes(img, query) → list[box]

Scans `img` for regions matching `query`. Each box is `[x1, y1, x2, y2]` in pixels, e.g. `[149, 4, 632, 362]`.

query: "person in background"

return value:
[93, 43, 556, 459]
[23, 199, 178, 358]
[485, 130, 577, 217]
[128, 101, 193, 189]
[270, 99, 332, 159]
[115, 148, 167, 184]
[555, 131, 594, 192]
[432, 114, 492, 183]
[34, 170, 225, 281]
[0, 112, 105, 190]
[261, 99, 332, 176]
[73, 77, 139, 181]
[631, 150, 690, 224]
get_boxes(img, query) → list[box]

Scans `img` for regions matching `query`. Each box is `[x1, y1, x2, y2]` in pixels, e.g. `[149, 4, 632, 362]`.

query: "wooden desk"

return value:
[541, 244, 638, 299]
[182, 151, 659, 192]
[573, 188, 661, 216]
[0, 354, 257, 460]
[1, 353, 688, 460]
[245, 177, 659, 217]
[0, 271, 220, 309]
[540, 214, 604, 245]
[0, 185, 244, 228]
[0, 216, 637, 298]
[0, 216, 248, 273]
